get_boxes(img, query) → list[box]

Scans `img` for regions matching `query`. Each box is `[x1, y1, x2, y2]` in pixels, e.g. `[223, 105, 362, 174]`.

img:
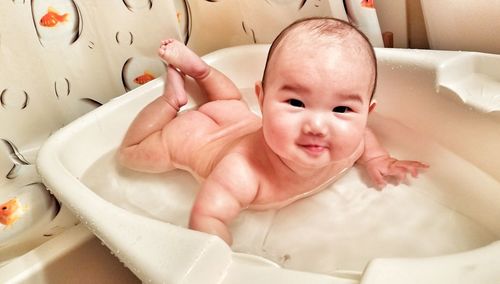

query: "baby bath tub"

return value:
[37, 45, 500, 283]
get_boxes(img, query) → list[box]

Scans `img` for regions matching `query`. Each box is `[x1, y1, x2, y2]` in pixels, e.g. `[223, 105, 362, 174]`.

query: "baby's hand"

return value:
[361, 155, 429, 189]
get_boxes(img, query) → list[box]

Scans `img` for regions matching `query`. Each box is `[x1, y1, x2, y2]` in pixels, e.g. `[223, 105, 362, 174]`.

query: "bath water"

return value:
[82, 109, 499, 277]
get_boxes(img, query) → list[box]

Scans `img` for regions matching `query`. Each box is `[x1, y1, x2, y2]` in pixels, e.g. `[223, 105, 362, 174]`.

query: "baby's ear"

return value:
[255, 81, 264, 110]
[368, 99, 377, 113]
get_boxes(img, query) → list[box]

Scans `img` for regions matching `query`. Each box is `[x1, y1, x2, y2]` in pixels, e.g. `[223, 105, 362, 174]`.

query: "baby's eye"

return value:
[287, 99, 305, 108]
[332, 106, 352, 113]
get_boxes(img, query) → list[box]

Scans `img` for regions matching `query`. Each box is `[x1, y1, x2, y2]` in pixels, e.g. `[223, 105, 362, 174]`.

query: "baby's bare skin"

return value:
[120, 39, 365, 243]
[119, 26, 428, 245]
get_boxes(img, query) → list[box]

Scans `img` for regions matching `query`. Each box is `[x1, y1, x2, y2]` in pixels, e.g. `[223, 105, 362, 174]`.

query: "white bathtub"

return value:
[37, 45, 500, 284]
[0, 224, 140, 284]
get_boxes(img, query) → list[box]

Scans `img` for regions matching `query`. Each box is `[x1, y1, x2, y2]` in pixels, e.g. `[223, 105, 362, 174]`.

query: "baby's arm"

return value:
[357, 128, 428, 189]
[189, 154, 258, 245]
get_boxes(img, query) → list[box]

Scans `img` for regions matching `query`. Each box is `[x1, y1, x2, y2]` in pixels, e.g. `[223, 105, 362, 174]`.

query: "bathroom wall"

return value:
[406, 0, 428, 49]
[0, 0, 381, 237]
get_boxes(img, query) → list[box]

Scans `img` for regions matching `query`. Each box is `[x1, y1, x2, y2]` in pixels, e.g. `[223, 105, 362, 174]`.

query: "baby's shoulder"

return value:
[211, 152, 260, 192]
[198, 99, 257, 125]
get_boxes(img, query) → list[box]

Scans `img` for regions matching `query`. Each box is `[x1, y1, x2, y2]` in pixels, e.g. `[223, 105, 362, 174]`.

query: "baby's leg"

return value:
[163, 64, 187, 110]
[158, 39, 241, 101]
[118, 66, 185, 173]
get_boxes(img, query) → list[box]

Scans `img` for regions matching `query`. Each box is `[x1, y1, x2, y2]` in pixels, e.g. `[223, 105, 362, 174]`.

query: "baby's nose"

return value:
[303, 113, 328, 136]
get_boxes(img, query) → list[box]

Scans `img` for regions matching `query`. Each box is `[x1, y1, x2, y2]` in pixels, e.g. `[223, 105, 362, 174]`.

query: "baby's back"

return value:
[163, 100, 261, 179]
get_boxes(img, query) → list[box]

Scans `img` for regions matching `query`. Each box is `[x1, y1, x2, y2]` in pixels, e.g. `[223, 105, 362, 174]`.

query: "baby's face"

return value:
[257, 39, 375, 169]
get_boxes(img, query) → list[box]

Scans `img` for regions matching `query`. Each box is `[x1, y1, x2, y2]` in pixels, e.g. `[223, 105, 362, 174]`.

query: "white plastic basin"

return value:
[37, 45, 500, 283]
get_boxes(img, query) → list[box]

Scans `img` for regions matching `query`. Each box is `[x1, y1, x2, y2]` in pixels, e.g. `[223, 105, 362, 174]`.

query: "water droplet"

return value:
[122, 0, 152, 11]
[80, 98, 102, 108]
[54, 78, 71, 99]
[0, 89, 29, 109]
[115, 31, 134, 46]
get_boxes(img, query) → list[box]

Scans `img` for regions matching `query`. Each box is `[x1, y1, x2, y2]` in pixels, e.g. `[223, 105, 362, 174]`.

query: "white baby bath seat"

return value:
[37, 45, 500, 283]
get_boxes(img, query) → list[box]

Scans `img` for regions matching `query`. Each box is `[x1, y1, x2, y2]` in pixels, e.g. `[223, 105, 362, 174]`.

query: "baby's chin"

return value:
[292, 151, 362, 171]
[281, 154, 335, 170]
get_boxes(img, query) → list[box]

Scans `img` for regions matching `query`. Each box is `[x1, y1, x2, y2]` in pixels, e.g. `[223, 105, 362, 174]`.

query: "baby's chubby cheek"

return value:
[331, 125, 365, 155]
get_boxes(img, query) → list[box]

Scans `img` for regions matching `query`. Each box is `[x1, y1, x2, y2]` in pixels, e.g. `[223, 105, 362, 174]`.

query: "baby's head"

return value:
[261, 17, 377, 99]
[255, 17, 377, 169]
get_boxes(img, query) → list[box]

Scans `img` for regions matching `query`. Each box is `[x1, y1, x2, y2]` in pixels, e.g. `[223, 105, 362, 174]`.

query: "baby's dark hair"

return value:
[261, 17, 378, 100]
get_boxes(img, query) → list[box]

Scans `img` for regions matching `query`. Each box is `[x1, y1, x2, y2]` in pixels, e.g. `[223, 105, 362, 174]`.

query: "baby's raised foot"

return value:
[158, 39, 209, 79]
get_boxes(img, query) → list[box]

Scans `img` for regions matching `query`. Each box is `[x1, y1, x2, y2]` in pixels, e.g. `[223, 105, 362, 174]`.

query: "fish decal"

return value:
[0, 198, 28, 228]
[39, 6, 69, 28]
[32, 1, 82, 47]
[361, 0, 374, 8]
[122, 57, 164, 91]
[134, 71, 155, 85]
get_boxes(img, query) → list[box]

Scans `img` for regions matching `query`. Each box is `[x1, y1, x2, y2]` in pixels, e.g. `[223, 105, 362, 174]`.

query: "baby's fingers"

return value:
[395, 161, 429, 177]
[385, 165, 409, 184]
[366, 167, 387, 190]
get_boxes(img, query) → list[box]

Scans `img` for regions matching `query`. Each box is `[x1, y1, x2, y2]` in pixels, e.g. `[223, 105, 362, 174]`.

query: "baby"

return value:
[118, 17, 428, 244]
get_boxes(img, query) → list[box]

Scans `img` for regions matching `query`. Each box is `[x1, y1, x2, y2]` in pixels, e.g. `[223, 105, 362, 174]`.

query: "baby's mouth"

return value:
[298, 143, 328, 155]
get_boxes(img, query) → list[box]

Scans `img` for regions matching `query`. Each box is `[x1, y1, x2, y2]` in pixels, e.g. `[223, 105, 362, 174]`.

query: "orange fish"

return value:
[134, 71, 155, 85]
[0, 198, 24, 227]
[40, 6, 69, 28]
[361, 0, 375, 8]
